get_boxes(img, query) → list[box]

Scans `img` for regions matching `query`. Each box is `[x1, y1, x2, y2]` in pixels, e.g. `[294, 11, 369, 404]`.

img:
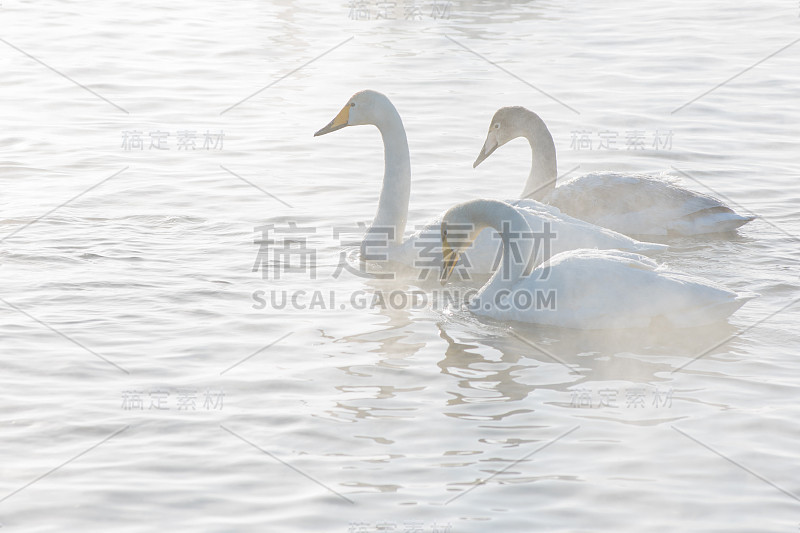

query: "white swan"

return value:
[314, 91, 666, 279]
[473, 106, 755, 237]
[440, 199, 754, 329]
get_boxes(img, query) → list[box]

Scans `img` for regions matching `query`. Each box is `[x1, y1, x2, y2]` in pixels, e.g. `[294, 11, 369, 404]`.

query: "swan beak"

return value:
[473, 135, 499, 168]
[440, 242, 460, 285]
[314, 104, 350, 136]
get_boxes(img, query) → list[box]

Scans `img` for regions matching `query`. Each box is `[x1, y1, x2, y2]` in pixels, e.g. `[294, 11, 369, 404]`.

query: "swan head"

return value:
[440, 199, 532, 284]
[439, 201, 496, 283]
[473, 106, 538, 167]
[314, 90, 392, 136]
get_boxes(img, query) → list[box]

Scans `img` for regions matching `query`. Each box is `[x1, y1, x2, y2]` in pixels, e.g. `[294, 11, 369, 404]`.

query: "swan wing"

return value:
[508, 198, 668, 258]
[395, 200, 667, 279]
[505, 249, 750, 328]
[549, 172, 754, 236]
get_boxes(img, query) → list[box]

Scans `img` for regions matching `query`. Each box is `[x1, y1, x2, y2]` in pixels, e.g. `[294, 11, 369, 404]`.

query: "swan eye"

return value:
[350, 102, 356, 107]
[493, 123, 500, 129]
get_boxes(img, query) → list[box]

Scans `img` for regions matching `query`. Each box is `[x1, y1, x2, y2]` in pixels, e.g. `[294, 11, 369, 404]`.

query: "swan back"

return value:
[502, 249, 750, 329]
[550, 172, 755, 236]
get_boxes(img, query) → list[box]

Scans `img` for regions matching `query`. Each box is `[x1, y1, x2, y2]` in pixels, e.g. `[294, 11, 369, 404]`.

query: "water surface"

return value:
[1, 0, 799, 531]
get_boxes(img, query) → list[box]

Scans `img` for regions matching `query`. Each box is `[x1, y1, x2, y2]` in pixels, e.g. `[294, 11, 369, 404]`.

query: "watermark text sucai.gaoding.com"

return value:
[251, 220, 558, 311]
[252, 287, 556, 312]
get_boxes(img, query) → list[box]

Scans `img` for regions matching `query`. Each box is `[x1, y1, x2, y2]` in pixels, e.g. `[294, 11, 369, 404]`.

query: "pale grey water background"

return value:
[1, 0, 799, 531]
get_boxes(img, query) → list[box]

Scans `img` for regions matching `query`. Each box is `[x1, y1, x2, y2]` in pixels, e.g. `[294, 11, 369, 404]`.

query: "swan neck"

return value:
[471, 202, 534, 301]
[518, 112, 558, 201]
[371, 106, 411, 245]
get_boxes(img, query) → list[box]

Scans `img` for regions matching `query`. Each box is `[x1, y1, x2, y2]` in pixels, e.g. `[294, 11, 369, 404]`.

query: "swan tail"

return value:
[663, 292, 757, 327]
[632, 241, 669, 254]
[671, 207, 755, 236]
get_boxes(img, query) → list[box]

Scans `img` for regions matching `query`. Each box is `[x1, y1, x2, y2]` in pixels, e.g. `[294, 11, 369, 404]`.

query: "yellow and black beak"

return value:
[440, 238, 460, 284]
[314, 103, 350, 136]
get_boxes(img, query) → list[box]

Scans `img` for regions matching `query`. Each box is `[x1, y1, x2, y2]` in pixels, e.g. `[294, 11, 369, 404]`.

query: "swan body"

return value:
[473, 106, 755, 237]
[315, 91, 666, 279]
[440, 199, 754, 329]
[396, 198, 666, 277]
